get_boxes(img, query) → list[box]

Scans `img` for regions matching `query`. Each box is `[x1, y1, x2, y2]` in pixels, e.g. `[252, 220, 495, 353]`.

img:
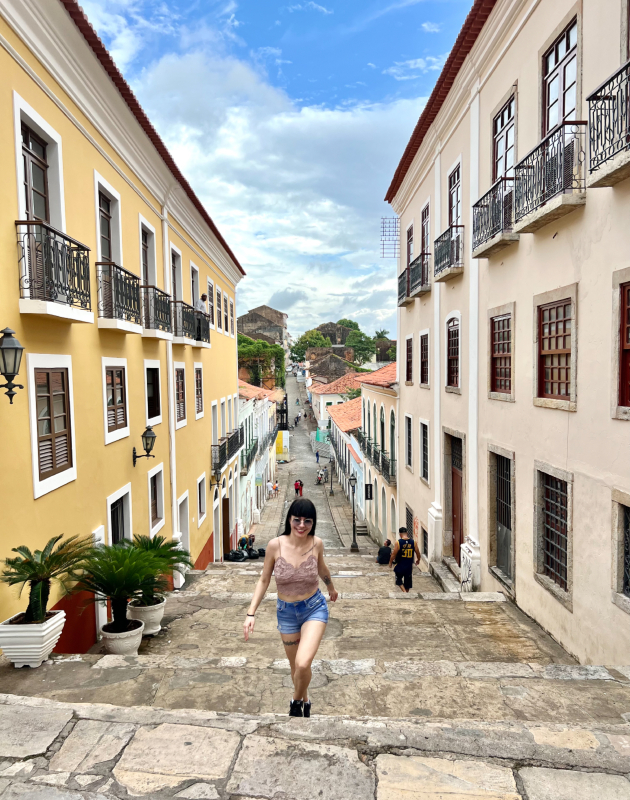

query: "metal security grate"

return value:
[624, 505, 630, 598]
[422, 527, 428, 557]
[381, 217, 400, 258]
[496, 455, 512, 579]
[541, 473, 568, 590]
[451, 437, 462, 471]
[421, 423, 429, 481]
[405, 505, 413, 536]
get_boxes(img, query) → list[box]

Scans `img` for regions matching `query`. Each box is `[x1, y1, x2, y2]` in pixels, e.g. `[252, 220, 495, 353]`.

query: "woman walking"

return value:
[243, 498, 338, 717]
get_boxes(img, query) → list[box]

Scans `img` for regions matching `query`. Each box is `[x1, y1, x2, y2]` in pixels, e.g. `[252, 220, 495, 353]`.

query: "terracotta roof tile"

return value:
[348, 444, 361, 463]
[310, 373, 363, 396]
[326, 397, 362, 433]
[355, 363, 397, 388]
[238, 379, 269, 401]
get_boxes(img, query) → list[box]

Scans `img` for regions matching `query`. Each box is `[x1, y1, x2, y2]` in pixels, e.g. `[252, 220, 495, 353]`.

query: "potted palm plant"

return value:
[74, 544, 167, 655]
[126, 534, 193, 635]
[0, 534, 93, 668]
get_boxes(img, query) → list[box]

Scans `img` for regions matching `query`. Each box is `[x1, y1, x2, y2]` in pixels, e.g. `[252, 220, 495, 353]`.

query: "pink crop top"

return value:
[274, 539, 319, 597]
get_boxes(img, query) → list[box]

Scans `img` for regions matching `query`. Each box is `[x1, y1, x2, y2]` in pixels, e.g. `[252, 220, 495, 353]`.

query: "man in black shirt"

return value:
[389, 527, 420, 592]
[376, 540, 392, 565]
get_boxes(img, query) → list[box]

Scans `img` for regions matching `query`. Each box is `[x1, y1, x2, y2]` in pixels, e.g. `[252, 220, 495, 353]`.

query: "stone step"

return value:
[443, 555, 461, 581]
[430, 560, 461, 593]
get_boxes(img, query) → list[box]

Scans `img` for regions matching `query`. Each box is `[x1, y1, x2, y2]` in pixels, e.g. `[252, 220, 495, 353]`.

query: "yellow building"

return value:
[0, 0, 244, 651]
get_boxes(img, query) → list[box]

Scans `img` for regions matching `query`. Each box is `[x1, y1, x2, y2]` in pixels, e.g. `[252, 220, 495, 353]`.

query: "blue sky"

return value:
[82, 0, 471, 338]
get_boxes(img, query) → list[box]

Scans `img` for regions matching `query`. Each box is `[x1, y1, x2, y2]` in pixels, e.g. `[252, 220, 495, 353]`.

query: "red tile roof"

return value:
[59, 0, 244, 276]
[347, 444, 361, 463]
[327, 397, 362, 433]
[385, 0, 498, 203]
[238, 380, 270, 401]
[310, 373, 363, 396]
[355, 363, 397, 388]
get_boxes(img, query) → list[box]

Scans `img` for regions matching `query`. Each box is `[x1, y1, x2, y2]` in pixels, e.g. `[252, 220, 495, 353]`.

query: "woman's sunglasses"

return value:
[291, 517, 314, 526]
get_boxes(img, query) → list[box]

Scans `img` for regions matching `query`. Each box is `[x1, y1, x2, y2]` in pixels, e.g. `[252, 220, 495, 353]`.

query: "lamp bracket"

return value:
[133, 448, 155, 468]
[0, 380, 23, 405]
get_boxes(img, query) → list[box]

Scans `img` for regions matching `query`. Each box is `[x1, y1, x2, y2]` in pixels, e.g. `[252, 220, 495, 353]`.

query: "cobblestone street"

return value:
[1, 378, 630, 797]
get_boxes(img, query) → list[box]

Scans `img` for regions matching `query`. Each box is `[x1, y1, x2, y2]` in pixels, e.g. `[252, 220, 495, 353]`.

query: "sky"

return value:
[82, 0, 472, 339]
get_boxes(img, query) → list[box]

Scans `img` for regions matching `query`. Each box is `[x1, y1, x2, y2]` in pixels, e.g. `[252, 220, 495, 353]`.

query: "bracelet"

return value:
[247, 613, 255, 617]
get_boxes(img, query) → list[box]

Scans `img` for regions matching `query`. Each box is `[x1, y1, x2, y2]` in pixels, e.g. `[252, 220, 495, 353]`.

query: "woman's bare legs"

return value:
[281, 620, 326, 701]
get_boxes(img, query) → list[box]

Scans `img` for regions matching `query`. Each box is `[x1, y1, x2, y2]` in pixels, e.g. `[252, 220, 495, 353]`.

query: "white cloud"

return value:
[367, 62, 376, 68]
[383, 55, 446, 81]
[287, 2, 333, 14]
[421, 22, 441, 32]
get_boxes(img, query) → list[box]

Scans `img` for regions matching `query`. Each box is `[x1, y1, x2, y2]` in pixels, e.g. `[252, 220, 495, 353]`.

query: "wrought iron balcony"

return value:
[357, 429, 367, 454]
[365, 437, 373, 462]
[277, 406, 289, 431]
[141, 285, 172, 333]
[372, 444, 381, 472]
[16, 220, 91, 311]
[514, 121, 587, 232]
[227, 428, 241, 459]
[409, 253, 431, 295]
[434, 225, 464, 281]
[587, 61, 630, 186]
[96, 262, 141, 326]
[397, 267, 412, 306]
[194, 311, 211, 344]
[240, 437, 258, 475]
[381, 453, 397, 486]
[171, 300, 196, 341]
[472, 178, 518, 257]
[212, 438, 228, 473]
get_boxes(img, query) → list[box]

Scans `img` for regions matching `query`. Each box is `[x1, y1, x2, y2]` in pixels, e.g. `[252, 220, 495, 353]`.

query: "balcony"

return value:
[227, 428, 242, 460]
[409, 253, 431, 296]
[194, 311, 211, 348]
[96, 262, 142, 334]
[513, 121, 587, 233]
[171, 300, 196, 345]
[472, 178, 519, 258]
[141, 285, 172, 339]
[357, 429, 367, 454]
[16, 220, 92, 323]
[397, 267, 413, 307]
[434, 225, 464, 282]
[240, 438, 258, 475]
[212, 438, 228, 473]
[372, 444, 381, 473]
[587, 61, 630, 187]
[381, 453, 397, 486]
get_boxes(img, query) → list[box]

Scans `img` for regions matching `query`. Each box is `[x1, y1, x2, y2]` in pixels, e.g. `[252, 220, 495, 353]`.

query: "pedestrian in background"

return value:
[316, 450, 320, 464]
[267, 480, 274, 500]
[376, 539, 392, 565]
[389, 527, 420, 593]
[299, 480, 304, 497]
[294, 480, 301, 497]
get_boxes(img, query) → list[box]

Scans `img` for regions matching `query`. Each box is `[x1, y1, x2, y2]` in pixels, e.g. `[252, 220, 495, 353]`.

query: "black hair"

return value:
[282, 498, 317, 536]
[398, 527, 408, 534]
[384, 539, 391, 547]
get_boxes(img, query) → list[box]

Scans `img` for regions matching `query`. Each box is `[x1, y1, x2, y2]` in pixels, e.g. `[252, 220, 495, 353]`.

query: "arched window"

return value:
[390, 410, 396, 462]
[380, 407, 385, 452]
[367, 405, 371, 439]
[372, 403, 377, 446]
[381, 487, 387, 537]
[390, 497, 397, 535]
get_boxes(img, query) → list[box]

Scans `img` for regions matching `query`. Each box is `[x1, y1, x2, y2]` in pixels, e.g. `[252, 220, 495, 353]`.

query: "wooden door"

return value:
[222, 497, 230, 558]
[452, 467, 462, 564]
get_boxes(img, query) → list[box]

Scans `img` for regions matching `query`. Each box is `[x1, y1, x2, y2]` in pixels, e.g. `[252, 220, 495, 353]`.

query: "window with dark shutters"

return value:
[491, 314, 512, 393]
[447, 319, 459, 387]
[22, 124, 49, 222]
[150, 474, 160, 525]
[406, 338, 413, 382]
[230, 299, 235, 335]
[420, 334, 429, 385]
[421, 422, 429, 481]
[35, 368, 72, 480]
[620, 283, 630, 407]
[216, 289, 222, 330]
[208, 284, 214, 326]
[195, 368, 203, 414]
[99, 192, 112, 261]
[224, 294, 229, 331]
[176, 368, 186, 422]
[146, 367, 160, 419]
[538, 299, 571, 400]
[105, 367, 126, 432]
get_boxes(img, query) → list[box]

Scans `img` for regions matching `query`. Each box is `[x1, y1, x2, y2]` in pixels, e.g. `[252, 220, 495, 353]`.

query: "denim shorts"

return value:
[276, 589, 329, 634]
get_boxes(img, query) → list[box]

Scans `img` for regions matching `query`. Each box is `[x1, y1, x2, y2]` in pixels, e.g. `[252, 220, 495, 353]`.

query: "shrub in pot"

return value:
[74, 545, 167, 655]
[126, 535, 193, 635]
[0, 534, 93, 668]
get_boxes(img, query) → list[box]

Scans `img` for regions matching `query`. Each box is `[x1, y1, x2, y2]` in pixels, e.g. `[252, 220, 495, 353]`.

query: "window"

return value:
[141, 229, 150, 285]
[405, 337, 413, 382]
[224, 294, 229, 332]
[111, 497, 124, 545]
[99, 192, 112, 261]
[198, 473, 207, 527]
[405, 416, 412, 469]
[491, 315, 511, 393]
[447, 318, 459, 388]
[175, 367, 186, 425]
[35, 368, 72, 479]
[389, 410, 396, 462]
[448, 165, 461, 226]
[22, 123, 49, 221]
[405, 505, 413, 536]
[107, 483, 132, 545]
[538, 300, 571, 399]
[195, 367, 203, 417]
[171, 249, 180, 300]
[420, 333, 429, 385]
[493, 97, 515, 181]
[420, 422, 429, 482]
[613, 491, 630, 614]
[620, 283, 630, 407]
[421, 205, 430, 255]
[149, 471, 163, 529]
[422, 527, 428, 557]
[543, 19, 577, 134]
[146, 364, 161, 423]
[496, 454, 512, 580]
[191, 264, 199, 306]
[407, 225, 414, 266]
[105, 366, 126, 432]
[541, 472, 569, 591]
[207, 280, 215, 326]
[230, 299, 235, 335]
[216, 289, 222, 330]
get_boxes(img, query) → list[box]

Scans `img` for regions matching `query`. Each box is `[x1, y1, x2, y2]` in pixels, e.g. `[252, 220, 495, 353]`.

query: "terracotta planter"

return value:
[127, 598, 166, 636]
[0, 609, 66, 668]
[100, 619, 144, 655]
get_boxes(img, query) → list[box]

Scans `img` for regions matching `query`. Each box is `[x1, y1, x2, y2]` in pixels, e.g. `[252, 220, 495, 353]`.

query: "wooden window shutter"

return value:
[35, 368, 72, 479]
[216, 290, 222, 329]
[176, 369, 186, 421]
[406, 339, 413, 382]
[105, 367, 127, 431]
[538, 300, 571, 399]
[620, 284, 630, 407]
[195, 368, 203, 414]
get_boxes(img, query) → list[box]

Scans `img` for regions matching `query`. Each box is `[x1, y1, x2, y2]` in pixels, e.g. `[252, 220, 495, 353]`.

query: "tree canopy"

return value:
[341, 387, 362, 401]
[345, 330, 377, 365]
[238, 334, 285, 387]
[337, 318, 360, 331]
[290, 330, 332, 362]
[374, 329, 390, 340]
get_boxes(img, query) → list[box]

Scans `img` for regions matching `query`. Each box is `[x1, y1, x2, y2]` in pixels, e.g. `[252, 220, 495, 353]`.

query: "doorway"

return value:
[222, 496, 230, 556]
[451, 437, 463, 565]
[213, 489, 221, 562]
[496, 454, 512, 578]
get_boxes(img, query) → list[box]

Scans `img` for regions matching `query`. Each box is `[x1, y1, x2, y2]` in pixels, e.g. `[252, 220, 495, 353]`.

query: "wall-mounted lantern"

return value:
[0, 328, 25, 404]
[133, 426, 156, 467]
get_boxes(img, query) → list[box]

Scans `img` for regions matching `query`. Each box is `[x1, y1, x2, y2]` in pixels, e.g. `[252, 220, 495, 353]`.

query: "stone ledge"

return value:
[587, 148, 630, 188]
[434, 265, 464, 283]
[472, 230, 520, 259]
[513, 192, 585, 234]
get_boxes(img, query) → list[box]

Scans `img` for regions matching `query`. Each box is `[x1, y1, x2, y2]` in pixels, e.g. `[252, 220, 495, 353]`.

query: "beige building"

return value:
[387, 0, 630, 663]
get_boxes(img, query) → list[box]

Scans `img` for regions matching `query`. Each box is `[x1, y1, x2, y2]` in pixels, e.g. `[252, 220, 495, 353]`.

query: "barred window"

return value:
[175, 368, 186, 422]
[195, 368, 203, 414]
[407, 225, 414, 266]
[421, 422, 429, 481]
[207, 282, 214, 326]
[491, 314, 511, 393]
[216, 289, 222, 330]
[422, 527, 428, 557]
[406, 338, 413, 383]
[405, 505, 413, 536]
[105, 367, 126, 432]
[447, 318, 459, 388]
[35, 368, 72, 480]
[405, 416, 412, 468]
[620, 283, 630, 407]
[421, 205, 430, 255]
[541, 472, 568, 591]
[623, 505, 630, 599]
[420, 333, 429, 385]
[539, 300, 571, 399]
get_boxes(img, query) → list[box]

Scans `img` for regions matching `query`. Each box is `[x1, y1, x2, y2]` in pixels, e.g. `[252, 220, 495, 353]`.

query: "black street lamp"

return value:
[329, 454, 335, 496]
[0, 328, 25, 404]
[348, 473, 358, 552]
[133, 426, 157, 466]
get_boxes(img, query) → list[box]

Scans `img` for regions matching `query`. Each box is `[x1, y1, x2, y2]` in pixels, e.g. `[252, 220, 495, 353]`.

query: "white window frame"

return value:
[190, 261, 200, 306]
[419, 417, 430, 485]
[444, 310, 462, 392]
[147, 462, 165, 537]
[170, 243, 183, 299]
[138, 215, 157, 286]
[194, 361, 204, 420]
[229, 297, 235, 337]
[216, 287, 223, 331]
[174, 361, 187, 430]
[101, 357, 130, 445]
[197, 472, 207, 528]
[419, 327, 430, 389]
[13, 92, 66, 231]
[106, 482, 133, 545]
[27, 353, 77, 499]
[405, 219, 414, 266]
[94, 171, 122, 264]
[144, 359, 162, 427]
[211, 400, 219, 445]
[420, 198, 431, 253]
[207, 278, 215, 329]
[405, 334, 413, 385]
[405, 414, 413, 471]
[221, 398, 226, 437]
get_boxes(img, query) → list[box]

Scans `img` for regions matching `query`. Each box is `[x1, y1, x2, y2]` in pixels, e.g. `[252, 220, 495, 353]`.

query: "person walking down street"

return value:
[316, 451, 320, 464]
[299, 480, 304, 497]
[273, 482, 279, 498]
[267, 480, 274, 500]
[296, 397, 300, 405]
[376, 539, 392, 565]
[243, 498, 338, 717]
[294, 480, 301, 497]
[389, 527, 420, 593]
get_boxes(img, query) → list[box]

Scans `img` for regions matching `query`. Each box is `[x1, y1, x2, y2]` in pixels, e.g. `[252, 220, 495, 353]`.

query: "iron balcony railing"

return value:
[195, 310, 211, 343]
[365, 437, 373, 462]
[227, 429, 241, 460]
[372, 444, 381, 472]
[141, 285, 171, 332]
[587, 60, 630, 173]
[409, 253, 431, 293]
[212, 438, 228, 473]
[16, 220, 91, 310]
[277, 406, 289, 430]
[514, 121, 587, 222]
[171, 300, 196, 340]
[434, 225, 465, 276]
[357, 429, 367, 454]
[240, 437, 258, 475]
[381, 453, 397, 486]
[96, 262, 141, 325]
[472, 178, 515, 250]
[397, 267, 410, 306]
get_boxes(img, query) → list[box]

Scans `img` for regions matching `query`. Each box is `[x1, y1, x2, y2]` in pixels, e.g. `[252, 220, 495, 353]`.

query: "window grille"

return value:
[539, 300, 571, 399]
[496, 454, 512, 579]
[447, 319, 459, 387]
[405, 505, 413, 535]
[421, 422, 429, 481]
[541, 472, 568, 591]
[406, 338, 413, 382]
[451, 437, 462, 471]
[620, 284, 630, 406]
[381, 217, 400, 258]
[420, 334, 429, 385]
[422, 527, 428, 557]
[491, 315, 511, 393]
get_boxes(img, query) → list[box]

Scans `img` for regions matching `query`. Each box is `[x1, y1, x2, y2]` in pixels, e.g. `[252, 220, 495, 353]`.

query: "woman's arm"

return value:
[317, 539, 338, 602]
[243, 541, 277, 641]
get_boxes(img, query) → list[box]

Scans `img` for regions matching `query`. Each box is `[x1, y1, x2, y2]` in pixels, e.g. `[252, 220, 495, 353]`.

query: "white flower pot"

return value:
[100, 619, 144, 655]
[127, 598, 166, 636]
[0, 609, 66, 668]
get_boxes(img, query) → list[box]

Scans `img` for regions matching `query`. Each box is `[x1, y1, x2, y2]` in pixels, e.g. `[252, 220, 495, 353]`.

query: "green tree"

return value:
[337, 318, 360, 331]
[238, 334, 285, 387]
[386, 343, 396, 362]
[345, 330, 377, 366]
[374, 328, 389, 340]
[290, 330, 331, 362]
[341, 387, 362, 401]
